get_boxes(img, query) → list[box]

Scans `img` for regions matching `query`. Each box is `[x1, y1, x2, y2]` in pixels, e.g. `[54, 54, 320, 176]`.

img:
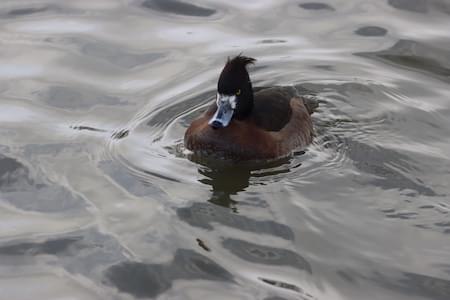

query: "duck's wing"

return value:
[251, 87, 298, 131]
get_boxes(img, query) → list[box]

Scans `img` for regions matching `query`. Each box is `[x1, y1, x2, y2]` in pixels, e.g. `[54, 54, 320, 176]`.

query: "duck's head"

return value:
[209, 55, 256, 129]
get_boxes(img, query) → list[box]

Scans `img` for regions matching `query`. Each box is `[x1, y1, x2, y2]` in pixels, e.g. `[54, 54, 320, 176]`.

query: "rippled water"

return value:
[1, 0, 450, 299]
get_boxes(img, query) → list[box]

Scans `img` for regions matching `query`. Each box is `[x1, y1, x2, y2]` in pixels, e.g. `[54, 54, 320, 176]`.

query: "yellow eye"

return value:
[236, 89, 241, 95]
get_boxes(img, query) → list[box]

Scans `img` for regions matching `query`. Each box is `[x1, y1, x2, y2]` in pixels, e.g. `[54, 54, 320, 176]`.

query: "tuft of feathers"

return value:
[226, 55, 256, 69]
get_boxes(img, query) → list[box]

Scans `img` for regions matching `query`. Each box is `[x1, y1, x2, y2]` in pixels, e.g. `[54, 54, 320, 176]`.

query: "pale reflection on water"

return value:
[1, 1, 450, 299]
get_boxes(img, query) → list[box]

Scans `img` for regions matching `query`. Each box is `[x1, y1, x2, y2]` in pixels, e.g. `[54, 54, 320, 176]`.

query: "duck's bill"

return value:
[208, 95, 235, 129]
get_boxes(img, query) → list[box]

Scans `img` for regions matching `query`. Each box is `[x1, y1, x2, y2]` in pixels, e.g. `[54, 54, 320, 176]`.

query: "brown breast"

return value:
[184, 97, 313, 160]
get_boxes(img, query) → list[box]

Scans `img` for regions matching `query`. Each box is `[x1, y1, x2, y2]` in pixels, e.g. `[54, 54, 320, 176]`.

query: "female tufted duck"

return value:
[184, 55, 316, 160]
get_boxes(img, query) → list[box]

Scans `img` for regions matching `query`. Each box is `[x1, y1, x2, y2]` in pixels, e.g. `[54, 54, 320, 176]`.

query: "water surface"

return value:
[1, 0, 450, 299]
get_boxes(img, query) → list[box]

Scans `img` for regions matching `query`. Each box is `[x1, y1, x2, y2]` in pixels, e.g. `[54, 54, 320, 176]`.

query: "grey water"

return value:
[1, 0, 450, 299]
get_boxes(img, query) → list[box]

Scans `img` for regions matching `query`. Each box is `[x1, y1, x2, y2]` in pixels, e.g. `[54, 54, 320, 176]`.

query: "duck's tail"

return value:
[302, 95, 319, 115]
[291, 85, 318, 114]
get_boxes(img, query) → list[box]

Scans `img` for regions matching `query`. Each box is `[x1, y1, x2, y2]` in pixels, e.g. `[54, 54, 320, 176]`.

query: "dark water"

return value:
[1, 1, 450, 299]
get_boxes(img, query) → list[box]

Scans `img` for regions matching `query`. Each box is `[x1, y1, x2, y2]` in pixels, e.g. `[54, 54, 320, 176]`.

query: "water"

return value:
[1, 0, 450, 299]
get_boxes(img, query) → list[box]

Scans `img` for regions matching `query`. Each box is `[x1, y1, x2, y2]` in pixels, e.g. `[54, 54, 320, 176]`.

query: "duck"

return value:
[184, 55, 316, 161]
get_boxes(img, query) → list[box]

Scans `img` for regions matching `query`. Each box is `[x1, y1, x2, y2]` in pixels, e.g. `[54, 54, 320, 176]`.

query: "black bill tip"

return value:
[210, 120, 224, 129]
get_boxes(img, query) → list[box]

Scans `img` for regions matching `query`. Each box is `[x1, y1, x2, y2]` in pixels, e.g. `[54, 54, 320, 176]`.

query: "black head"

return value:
[218, 55, 255, 118]
[209, 55, 256, 129]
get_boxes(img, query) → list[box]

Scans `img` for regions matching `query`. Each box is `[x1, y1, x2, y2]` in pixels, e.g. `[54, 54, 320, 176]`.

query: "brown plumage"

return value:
[184, 56, 316, 161]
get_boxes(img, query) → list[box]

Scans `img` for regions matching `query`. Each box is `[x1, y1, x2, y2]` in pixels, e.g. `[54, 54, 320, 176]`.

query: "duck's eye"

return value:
[236, 89, 241, 95]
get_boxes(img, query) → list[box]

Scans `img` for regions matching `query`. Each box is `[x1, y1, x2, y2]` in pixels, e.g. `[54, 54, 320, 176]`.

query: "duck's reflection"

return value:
[192, 155, 296, 210]
[198, 165, 250, 210]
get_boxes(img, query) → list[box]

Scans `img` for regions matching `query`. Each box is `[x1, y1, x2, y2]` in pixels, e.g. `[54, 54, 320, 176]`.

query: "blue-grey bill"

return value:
[208, 100, 234, 128]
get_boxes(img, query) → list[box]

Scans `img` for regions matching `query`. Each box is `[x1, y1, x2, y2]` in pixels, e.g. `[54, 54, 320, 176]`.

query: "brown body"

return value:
[184, 87, 314, 160]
